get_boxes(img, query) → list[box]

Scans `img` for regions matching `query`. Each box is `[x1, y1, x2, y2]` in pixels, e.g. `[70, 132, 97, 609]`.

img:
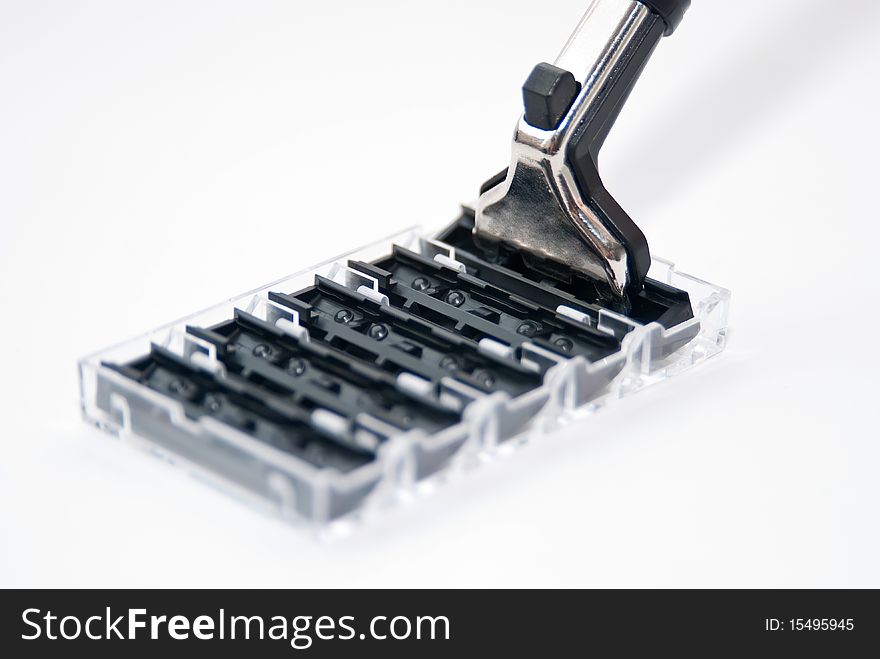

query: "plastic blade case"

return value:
[79, 210, 729, 528]
[78, 0, 729, 529]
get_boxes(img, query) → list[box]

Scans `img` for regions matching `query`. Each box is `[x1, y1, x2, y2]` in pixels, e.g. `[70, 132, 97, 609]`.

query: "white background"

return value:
[2, 0, 879, 587]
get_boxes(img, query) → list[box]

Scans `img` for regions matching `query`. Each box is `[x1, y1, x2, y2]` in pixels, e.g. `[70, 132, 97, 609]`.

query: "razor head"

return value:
[474, 0, 689, 300]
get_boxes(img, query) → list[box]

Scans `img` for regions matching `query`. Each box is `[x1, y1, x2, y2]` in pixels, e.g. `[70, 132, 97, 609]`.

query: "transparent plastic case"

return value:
[79, 225, 729, 530]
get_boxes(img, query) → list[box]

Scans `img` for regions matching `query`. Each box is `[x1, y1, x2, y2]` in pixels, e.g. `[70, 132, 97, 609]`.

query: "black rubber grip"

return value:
[639, 0, 690, 35]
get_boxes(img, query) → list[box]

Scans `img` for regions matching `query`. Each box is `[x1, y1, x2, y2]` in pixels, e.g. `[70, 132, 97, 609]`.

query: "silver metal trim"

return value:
[474, 0, 659, 297]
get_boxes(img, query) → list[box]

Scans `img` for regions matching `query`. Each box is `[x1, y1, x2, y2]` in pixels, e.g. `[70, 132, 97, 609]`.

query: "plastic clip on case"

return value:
[79, 0, 729, 528]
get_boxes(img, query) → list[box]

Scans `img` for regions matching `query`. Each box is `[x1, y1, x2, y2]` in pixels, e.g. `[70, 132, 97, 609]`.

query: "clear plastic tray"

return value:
[79, 225, 730, 530]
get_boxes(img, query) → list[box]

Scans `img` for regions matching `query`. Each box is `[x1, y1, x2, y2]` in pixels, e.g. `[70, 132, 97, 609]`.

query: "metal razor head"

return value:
[474, 0, 690, 299]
